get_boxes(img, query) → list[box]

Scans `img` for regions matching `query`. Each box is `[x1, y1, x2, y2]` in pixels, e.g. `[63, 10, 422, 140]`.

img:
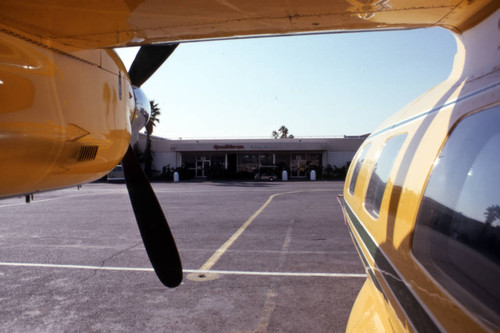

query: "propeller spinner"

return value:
[122, 43, 182, 288]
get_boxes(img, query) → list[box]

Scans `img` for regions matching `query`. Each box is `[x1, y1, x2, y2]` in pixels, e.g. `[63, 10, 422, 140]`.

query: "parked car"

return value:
[254, 166, 278, 181]
[107, 165, 125, 182]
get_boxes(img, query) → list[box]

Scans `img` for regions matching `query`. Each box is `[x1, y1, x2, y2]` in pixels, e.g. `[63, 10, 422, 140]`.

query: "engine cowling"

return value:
[0, 30, 132, 198]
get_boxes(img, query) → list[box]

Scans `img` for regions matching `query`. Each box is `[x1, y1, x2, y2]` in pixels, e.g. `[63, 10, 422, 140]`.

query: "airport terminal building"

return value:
[137, 134, 367, 179]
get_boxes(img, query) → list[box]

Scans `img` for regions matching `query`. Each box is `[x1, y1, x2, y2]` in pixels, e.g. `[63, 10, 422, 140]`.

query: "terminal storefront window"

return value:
[307, 153, 322, 170]
[182, 153, 196, 168]
[275, 153, 291, 172]
[180, 151, 323, 178]
[237, 154, 259, 174]
[211, 154, 225, 168]
[260, 153, 274, 166]
[291, 153, 322, 177]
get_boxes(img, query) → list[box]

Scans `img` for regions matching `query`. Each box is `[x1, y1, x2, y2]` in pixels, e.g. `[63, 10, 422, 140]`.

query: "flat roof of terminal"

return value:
[139, 134, 368, 152]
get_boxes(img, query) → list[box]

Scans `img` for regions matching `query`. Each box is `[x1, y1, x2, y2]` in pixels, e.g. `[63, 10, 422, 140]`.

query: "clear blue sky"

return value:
[116, 27, 457, 139]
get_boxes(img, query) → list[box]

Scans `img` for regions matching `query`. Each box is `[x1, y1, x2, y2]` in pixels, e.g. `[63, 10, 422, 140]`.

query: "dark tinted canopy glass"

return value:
[349, 143, 371, 195]
[413, 106, 500, 328]
[364, 135, 407, 217]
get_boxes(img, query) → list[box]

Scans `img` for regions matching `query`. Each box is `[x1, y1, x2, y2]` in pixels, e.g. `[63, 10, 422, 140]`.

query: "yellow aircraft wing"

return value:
[0, 0, 498, 49]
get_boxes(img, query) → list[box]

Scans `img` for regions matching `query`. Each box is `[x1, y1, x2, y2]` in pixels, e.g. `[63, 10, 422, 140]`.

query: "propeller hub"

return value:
[131, 86, 150, 139]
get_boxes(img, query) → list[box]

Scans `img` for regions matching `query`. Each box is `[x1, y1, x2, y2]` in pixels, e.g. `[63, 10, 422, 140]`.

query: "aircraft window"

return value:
[412, 106, 500, 328]
[349, 143, 371, 195]
[364, 134, 407, 218]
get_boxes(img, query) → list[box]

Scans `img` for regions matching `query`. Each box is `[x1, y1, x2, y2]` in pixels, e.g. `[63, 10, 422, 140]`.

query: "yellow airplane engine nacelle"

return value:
[0, 29, 135, 198]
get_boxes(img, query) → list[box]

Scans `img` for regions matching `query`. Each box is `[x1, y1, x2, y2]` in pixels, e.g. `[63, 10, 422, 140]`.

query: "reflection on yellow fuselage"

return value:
[0, 29, 133, 197]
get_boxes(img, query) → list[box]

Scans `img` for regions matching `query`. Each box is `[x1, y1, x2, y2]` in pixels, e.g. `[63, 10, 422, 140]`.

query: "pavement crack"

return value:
[81, 241, 143, 282]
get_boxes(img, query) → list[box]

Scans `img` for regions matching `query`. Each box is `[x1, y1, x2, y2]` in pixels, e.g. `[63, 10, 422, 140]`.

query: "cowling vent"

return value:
[77, 146, 98, 161]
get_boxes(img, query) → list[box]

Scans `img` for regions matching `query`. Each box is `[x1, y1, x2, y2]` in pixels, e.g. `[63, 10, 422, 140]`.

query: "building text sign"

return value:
[213, 144, 245, 150]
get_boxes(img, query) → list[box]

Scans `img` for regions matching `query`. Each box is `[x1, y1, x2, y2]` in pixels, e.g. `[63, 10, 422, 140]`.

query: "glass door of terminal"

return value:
[291, 154, 307, 177]
[196, 160, 210, 177]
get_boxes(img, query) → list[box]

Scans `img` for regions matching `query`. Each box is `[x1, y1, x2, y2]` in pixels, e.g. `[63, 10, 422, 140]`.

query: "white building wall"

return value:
[153, 152, 178, 172]
[143, 138, 180, 172]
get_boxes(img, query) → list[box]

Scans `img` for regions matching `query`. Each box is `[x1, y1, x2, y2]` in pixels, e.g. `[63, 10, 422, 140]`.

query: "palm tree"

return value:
[144, 100, 161, 179]
[272, 125, 294, 139]
[484, 204, 500, 225]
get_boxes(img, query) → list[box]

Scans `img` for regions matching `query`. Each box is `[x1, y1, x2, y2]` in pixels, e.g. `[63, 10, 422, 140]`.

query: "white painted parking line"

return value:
[0, 261, 152, 272]
[0, 262, 365, 278]
[0, 192, 128, 208]
[0, 194, 98, 208]
[188, 269, 366, 278]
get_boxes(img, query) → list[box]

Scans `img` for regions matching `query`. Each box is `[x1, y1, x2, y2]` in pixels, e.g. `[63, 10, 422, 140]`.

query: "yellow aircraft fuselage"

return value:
[0, 28, 133, 197]
[341, 9, 500, 332]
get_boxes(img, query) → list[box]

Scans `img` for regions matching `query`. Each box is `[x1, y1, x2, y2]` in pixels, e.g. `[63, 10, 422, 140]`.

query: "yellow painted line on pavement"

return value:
[198, 189, 334, 271]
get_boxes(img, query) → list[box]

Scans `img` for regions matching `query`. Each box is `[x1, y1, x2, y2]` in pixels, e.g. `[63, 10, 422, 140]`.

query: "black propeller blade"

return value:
[122, 145, 182, 287]
[128, 43, 179, 87]
[122, 42, 182, 287]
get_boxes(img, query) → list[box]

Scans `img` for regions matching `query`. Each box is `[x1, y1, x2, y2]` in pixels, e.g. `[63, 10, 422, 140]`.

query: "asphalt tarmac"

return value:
[0, 181, 365, 332]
